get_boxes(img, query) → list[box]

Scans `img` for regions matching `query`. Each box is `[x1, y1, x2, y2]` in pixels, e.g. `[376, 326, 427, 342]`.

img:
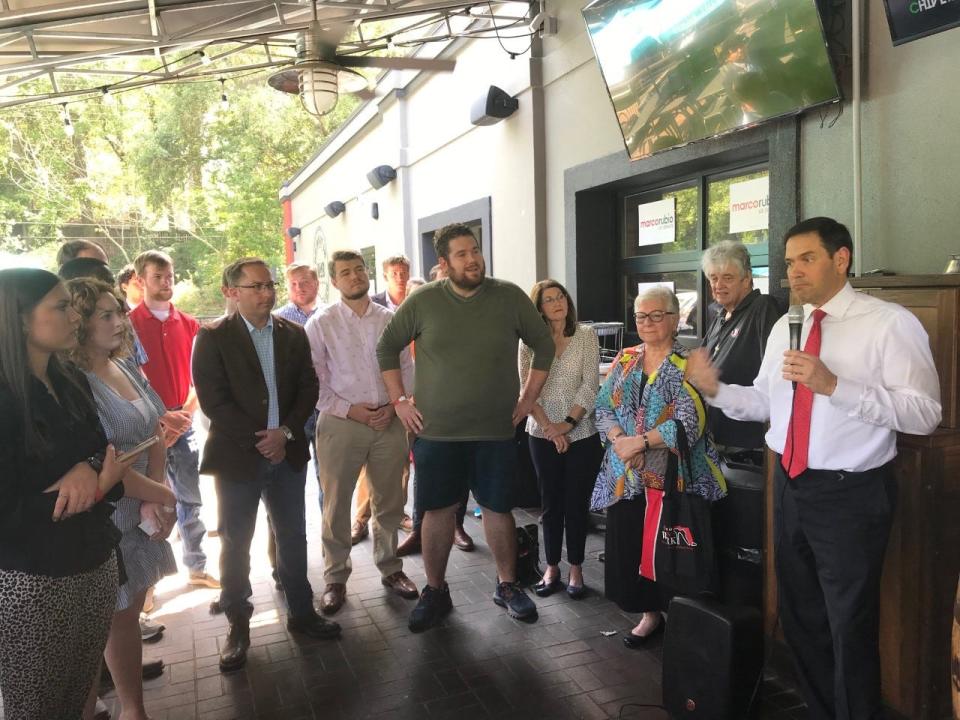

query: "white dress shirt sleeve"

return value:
[828, 307, 941, 435]
[710, 335, 777, 424]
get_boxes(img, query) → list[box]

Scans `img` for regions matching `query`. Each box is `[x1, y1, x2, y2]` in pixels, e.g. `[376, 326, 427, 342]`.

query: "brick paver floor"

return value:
[90, 469, 808, 720]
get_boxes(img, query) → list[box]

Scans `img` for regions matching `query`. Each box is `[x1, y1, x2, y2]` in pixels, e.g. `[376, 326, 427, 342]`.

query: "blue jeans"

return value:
[305, 408, 322, 507]
[166, 427, 207, 573]
[216, 459, 314, 621]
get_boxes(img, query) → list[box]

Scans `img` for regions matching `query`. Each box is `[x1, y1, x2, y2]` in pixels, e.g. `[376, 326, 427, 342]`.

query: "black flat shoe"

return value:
[622, 620, 664, 649]
[534, 577, 564, 597]
[566, 583, 588, 600]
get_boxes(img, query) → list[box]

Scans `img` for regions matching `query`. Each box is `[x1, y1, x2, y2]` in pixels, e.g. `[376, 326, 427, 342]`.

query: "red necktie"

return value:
[782, 309, 826, 478]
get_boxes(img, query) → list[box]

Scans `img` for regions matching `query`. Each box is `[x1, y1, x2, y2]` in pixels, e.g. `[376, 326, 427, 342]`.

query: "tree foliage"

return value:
[0, 68, 358, 315]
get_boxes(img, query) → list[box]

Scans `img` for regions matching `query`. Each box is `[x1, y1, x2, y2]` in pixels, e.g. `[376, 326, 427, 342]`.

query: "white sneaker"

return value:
[94, 697, 110, 720]
[140, 614, 165, 641]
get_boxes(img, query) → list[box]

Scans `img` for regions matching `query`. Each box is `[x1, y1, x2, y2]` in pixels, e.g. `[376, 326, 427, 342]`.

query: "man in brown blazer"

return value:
[193, 257, 341, 673]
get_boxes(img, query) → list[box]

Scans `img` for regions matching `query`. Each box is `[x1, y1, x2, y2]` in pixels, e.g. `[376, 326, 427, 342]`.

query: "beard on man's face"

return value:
[447, 260, 485, 291]
[343, 287, 369, 301]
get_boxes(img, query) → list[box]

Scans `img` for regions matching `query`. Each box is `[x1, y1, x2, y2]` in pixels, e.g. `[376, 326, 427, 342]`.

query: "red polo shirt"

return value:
[129, 302, 200, 410]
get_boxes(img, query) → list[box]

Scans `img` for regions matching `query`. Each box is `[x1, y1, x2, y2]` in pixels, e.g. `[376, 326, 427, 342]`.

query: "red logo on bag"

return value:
[661, 525, 697, 547]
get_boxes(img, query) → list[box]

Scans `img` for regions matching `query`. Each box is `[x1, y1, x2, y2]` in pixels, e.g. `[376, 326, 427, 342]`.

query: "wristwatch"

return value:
[563, 415, 579, 429]
[279, 425, 294, 442]
[392, 395, 408, 407]
[86, 453, 104, 473]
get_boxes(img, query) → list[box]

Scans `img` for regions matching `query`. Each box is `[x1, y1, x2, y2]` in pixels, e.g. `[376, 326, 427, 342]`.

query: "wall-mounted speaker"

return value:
[366, 165, 397, 189]
[324, 201, 346, 218]
[470, 85, 519, 126]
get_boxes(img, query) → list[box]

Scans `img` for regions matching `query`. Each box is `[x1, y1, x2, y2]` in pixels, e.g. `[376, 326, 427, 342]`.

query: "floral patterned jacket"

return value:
[590, 343, 726, 510]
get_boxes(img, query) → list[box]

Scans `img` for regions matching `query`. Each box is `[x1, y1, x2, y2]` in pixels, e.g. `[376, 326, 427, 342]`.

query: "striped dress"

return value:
[84, 361, 177, 611]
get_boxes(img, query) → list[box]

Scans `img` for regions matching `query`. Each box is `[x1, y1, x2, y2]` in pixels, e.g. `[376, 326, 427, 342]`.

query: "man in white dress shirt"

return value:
[687, 217, 941, 720]
[304, 250, 418, 616]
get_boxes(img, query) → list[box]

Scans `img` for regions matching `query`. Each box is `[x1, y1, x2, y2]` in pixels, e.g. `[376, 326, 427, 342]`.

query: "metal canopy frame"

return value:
[0, 0, 536, 109]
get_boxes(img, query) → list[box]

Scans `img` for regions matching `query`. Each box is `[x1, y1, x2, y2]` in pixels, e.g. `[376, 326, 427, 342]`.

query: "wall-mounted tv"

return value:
[582, 0, 842, 161]
[883, 0, 960, 46]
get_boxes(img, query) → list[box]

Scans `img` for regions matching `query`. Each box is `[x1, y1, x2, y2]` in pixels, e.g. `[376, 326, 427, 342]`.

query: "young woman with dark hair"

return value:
[0, 268, 136, 719]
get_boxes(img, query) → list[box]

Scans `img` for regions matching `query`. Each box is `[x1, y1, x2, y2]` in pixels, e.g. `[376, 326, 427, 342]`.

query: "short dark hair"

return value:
[56, 240, 105, 267]
[433, 224, 477, 261]
[58, 257, 115, 285]
[530, 279, 578, 337]
[134, 250, 173, 277]
[223, 257, 270, 287]
[117, 264, 136, 288]
[327, 250, 364, 279]
[785, 217, 853, 275]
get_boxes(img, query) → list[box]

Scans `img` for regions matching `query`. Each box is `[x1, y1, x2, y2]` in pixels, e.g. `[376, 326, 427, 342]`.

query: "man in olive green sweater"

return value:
[377, 223, 555, 632]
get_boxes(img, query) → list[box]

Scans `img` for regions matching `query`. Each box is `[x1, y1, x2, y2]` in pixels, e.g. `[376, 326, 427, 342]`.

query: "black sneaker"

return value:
[493, 581, 538, 621]
[408, 583, 453, 633]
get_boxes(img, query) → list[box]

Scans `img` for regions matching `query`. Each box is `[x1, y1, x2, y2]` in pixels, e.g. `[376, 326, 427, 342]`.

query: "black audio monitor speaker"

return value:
[366, 165, 396, 190]
[470, 85, 519, 126]
[662, 597, 763, 720]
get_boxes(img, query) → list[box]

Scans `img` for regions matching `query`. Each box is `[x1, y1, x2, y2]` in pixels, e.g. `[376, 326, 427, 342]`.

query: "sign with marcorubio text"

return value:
[729, 176, 769, 234]
[637, 197, 676, 247]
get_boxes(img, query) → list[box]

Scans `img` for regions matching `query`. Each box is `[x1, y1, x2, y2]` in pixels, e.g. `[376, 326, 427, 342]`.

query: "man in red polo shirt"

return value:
[130, 250, 219, 589]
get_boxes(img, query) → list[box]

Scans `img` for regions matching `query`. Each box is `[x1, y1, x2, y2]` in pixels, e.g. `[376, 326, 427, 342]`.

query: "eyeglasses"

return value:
[541, 294, 566, 305]
[634, 311, 675, 323]
[235, 282, 276, 293]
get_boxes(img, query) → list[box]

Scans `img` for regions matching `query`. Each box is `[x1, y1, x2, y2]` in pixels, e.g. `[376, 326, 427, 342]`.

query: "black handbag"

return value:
[652, 421, 715, 596]
[515, 523, 543, 586]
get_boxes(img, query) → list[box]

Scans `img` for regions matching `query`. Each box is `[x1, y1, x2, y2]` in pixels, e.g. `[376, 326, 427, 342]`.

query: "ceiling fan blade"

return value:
[337, 56, 456, 72]
[352, 87, 377, 101]
[267, 68, 301, 94]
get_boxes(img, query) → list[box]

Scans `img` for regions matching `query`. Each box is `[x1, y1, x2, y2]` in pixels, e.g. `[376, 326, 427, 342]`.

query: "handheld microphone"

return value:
[788, 305, 804, 390]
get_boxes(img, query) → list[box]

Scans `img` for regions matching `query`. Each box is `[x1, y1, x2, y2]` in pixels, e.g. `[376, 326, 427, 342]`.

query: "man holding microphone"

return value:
[686, 217, 941, 720]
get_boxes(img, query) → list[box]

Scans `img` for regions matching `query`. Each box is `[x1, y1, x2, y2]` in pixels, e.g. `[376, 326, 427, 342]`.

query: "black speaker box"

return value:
[714, 460, 763, 551]
[662, 596, 763, 720]
[717, 550, 763, 610]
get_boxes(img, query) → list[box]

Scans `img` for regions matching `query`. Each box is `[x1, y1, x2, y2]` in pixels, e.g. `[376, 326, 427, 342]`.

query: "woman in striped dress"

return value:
[67, 278, 178, 720]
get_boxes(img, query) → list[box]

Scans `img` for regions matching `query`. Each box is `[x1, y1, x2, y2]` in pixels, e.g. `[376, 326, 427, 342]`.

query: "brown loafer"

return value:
[453, 525, 475, 552]
[320, 583, 347, 615]
[400, 514, 414, 533]
[396, 529, 421, 557]
[381, 571, 419, 599]
[350, 520, 369, 545]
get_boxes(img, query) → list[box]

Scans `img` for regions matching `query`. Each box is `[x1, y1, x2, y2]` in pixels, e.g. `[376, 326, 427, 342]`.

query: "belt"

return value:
[776, 456, 894, 482]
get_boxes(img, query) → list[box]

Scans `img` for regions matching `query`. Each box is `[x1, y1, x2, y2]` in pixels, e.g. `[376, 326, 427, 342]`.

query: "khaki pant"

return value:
[316, 413, 408, 584]
[354, 457, 410, 525]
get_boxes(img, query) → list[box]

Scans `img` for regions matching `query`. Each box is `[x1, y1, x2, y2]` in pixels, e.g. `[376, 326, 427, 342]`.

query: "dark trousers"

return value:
[774, 460, 896, 720]
[267, 409, 320, 573]
[528, 433, 603, 565]
[217, 459, 314, 623]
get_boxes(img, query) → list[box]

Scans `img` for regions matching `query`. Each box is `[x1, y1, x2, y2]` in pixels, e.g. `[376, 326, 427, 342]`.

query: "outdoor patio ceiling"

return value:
[0, 0, 537, 109]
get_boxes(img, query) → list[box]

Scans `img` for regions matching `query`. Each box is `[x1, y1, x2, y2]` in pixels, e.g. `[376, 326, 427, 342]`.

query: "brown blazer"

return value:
[192, 312, 319, 483]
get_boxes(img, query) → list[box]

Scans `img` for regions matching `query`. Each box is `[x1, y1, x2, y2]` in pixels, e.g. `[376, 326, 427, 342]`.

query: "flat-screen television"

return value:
[582, 0, 841, 161]
[883, 0, 960, 46]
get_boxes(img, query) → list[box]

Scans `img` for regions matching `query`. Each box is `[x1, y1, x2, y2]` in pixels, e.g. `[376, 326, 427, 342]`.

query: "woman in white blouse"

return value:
[519, 280, 603, 599]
